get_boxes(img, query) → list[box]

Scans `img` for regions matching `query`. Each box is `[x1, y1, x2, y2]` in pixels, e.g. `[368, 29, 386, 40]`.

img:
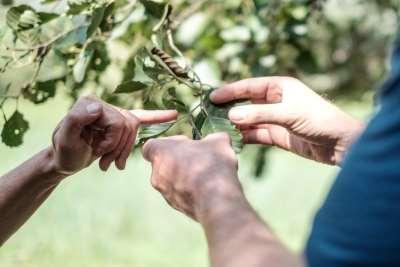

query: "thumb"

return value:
[228, 104, 296, 127]
[63, 101, 103, 138]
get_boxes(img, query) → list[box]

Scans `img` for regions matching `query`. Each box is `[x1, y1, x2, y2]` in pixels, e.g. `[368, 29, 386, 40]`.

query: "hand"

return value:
[210, 77, 364, 165]
[142, 133, 243, 220]
[51, 96, 177, 176]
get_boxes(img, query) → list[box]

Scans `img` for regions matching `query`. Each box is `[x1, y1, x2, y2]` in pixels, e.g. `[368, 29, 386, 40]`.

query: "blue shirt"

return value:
[306, 36, 400, 267]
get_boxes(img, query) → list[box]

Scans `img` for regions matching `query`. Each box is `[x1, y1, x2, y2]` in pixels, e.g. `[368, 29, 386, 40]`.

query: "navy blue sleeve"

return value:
[306, 39, 400, 267]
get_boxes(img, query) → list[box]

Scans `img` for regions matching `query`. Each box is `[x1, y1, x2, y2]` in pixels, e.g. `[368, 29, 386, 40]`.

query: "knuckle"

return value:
[151, 177, 164, 192]
[142, 139, 158, 160]
[65, 112, 80, 125]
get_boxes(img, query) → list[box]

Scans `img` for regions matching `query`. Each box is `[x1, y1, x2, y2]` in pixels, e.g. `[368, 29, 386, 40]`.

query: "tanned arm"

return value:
[0, 148, 64, 245]
[0, 96, 177, 246]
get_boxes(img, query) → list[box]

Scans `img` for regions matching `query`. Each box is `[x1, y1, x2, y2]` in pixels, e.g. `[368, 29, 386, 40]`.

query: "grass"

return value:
[0, 93, 370, 267]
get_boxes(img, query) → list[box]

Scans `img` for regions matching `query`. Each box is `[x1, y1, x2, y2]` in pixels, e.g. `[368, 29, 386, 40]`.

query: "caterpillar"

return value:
[151, 47, 189, 79]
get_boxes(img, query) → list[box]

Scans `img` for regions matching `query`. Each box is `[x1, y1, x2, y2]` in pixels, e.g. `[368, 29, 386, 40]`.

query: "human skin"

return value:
[143, 133, 304, 267]
[210, 77, 364, 165]
[0, 96, 177, 245]
[143, 77, 366, 266]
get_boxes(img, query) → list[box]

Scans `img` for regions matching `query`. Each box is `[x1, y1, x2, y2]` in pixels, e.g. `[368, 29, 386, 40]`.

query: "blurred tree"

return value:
[0, 0, 398, 176]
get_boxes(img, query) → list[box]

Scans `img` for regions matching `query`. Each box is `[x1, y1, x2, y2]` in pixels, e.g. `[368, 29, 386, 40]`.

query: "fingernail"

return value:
[86, 103, 102, 114]
[209, 91, 217, 100]
[229, 108, 244, 122]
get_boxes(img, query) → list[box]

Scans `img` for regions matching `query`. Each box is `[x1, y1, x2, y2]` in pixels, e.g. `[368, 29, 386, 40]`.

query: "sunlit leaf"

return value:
[6, 5, 33, 31]
[122, 56, 136, 81]
[137, 122, 174, 144]
[37, 12, 58, 24]
[201, 116, 243, 153]
[17, 27, 40, 45]
[73, 43, 95, 83]
[18, 10, 41, 30]
[1, 111, 29, 147]
[162, 87, 187, 113]
[87, 6, 106, 38]
[54, 25, 88, 50]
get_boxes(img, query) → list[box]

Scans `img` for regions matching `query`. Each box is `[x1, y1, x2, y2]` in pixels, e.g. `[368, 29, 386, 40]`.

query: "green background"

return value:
[0, 0, 392, 266]
[0, 93, 371, 267]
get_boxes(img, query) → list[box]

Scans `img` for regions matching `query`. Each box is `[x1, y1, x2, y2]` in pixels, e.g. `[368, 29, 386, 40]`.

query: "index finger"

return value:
[130, 109, 178, 124]
[209, 77, 282, 104]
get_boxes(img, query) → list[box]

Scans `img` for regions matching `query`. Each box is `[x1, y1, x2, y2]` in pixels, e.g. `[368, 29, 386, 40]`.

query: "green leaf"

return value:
[122, 56, 136, 81]
[137, 122, 174, 144]
[114, 81, 150, 94]
[18, 10, 41, 30]
[202, 116, 243, 153]
[54, 25, 88, 50]
[143, 64, 168, 81]
[23, 80, 57, 104]
[195, 91, 243, 153]
[37, 12, 58, 24]
[139, 0, 166, 18]
[41, 0, 58, 4]
[17, 27, 40, 45]
[162, 87, 187, 113]
[67, 0, 93, 15]
[73, 44, 95, 83]
[87, 6, 106, 38]
[90, 41, 110, 72]
[6, 5, 34, 31]
[1, 111, 29, 147]
[1, 0, 14, 6]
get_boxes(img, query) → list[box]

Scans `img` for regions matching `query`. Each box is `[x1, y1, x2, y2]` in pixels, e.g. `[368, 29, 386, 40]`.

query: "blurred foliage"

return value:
[0, 0, 399, 176]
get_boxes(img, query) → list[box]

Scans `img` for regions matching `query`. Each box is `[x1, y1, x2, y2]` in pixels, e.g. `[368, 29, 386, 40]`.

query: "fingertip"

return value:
[99, 156, 112, 171]
[209, 90, 218, 102]
[115, 159, 125, 170]
[228, 107, 245, 123]
[99, 159, 107, 172]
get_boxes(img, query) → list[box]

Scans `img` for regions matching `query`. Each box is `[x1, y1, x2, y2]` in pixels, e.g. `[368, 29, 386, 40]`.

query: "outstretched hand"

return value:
[210, 77, 363, 165]
[51, 96, 177, 176]
[142, 133, 242, 221]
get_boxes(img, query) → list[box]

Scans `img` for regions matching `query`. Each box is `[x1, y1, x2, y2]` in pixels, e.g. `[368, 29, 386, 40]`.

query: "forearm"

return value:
[0, 147, 65, 245]
[198, 188, 304, 267]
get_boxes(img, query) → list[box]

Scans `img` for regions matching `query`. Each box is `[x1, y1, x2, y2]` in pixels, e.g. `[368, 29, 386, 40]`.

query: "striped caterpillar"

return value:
[151, 47, 189, 79]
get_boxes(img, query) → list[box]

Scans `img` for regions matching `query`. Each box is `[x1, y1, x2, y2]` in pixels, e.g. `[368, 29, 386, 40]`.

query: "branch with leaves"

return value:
[1, 0, 398, 176]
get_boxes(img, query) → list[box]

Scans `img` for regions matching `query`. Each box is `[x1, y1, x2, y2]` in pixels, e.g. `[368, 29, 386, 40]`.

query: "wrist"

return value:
[335, 119, 364, 165]
[41, 147, 69, 182]
[194, 176, 248, 223]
